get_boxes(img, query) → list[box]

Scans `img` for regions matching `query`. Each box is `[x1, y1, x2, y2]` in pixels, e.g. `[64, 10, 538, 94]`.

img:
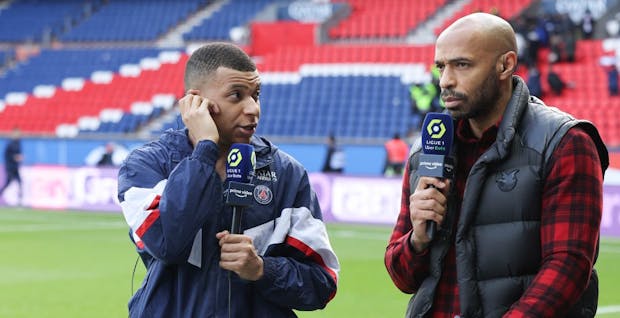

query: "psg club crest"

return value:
[253, 185, 273, 205]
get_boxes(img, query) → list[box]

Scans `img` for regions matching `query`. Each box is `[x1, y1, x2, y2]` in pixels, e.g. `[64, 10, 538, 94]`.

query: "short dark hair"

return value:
[184, 42, 257, 91]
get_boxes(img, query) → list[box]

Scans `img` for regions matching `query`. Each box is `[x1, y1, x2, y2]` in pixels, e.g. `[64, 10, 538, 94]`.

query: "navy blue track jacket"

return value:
[117, 130, 339, 317]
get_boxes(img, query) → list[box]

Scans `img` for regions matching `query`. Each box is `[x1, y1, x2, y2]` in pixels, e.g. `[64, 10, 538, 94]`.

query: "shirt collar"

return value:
[456, 118, 501, 145]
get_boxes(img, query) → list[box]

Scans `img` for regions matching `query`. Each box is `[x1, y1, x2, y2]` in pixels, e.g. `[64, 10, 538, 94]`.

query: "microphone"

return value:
[225, 144, 256, 317]
[225, 143, 256, 234]
[418, 113, 455, 240]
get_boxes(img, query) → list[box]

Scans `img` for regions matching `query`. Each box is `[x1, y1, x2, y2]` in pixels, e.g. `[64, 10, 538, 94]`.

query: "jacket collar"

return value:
[157, 129, 274, 170]
[492, 76, 531, 159]
[250, 135, 275, 170]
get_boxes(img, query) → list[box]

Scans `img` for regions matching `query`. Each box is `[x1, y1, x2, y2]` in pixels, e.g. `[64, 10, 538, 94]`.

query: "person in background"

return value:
[117, 42, 339, 318]
[0, 127, 23, 204]
[606, 64, 619, 96]
[605, 13, 620, 38]
[409, 66, 442, 117]
[526, 65, 543, 98]
[321, 134, 345, 173]
[96, 142, 115, 167]
[385, 13, 608, 317]
[562, 13, 577, 63]
[581, 8, 596, 39]
[547, 63, 568, 95]
[409, 81, 437, 116]
[383, 133, 409, 176]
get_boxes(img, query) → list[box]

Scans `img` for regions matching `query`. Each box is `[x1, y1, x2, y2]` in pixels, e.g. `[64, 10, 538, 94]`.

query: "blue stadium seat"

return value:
[228, 75, 414, 139]
[183, 0, 288, 41]
[0, 0, 87, 42]
[0, 49, 13, 67]
[0, 48, 163, 97]
[61, 0, 206, 42]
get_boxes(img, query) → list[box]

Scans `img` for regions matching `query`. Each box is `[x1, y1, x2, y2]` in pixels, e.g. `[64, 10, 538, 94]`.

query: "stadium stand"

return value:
[0, 0, 94, 43]
[183, 0, 282, 41]
[328, 0, 448, 39]
[0, 0, 618, 149]
[0, 48, 164, 97]
[257, 44, 435, 72]
[258, 71, 418, 139]
[61, 0, 206, 42]
[540, 40, 620, 146]
[434, 0, 535, 35]
[0, 49, 184, 133]
[0, 49, 13, 68]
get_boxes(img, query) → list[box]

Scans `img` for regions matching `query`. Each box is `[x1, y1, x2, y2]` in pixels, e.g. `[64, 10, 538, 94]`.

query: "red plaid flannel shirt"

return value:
[385, 120, 603, 317]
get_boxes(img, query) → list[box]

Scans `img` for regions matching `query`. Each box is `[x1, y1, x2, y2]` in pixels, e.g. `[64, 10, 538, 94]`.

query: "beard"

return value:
[441, 71, 501, 120]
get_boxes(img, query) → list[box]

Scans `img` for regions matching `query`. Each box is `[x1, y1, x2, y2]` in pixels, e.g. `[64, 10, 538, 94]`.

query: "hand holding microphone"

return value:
[410, 113, 455, 244]
[219, 143, 263, 281]
[409, 177, 450, 250]
[216, 231, 263, 281]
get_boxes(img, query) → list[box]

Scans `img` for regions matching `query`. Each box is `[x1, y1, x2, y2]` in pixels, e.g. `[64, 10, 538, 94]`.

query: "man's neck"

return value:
[469, 84, 512, 138]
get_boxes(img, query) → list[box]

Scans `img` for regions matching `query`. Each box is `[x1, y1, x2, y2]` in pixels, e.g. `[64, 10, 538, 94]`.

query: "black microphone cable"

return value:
[228, 270, 233, 318]
[130, 255, 140, 296]
[228, 207, 242, 318]
[129, 255, 140, 318]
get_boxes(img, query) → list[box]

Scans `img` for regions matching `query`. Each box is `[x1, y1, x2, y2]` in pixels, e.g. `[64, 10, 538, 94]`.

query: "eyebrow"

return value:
[226, 82, 261, 92]
[436, 57, 471, 65]
[227, 83, 249, 90]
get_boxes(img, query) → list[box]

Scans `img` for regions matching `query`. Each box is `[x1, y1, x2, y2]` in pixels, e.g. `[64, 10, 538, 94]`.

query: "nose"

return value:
[439, 67, 455, 90]
[243, 97, 260, 117]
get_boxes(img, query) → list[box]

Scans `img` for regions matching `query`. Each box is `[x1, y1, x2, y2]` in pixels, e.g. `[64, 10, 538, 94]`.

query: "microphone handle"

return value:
[425, 184, 439, 240]
[231, 206, 242, 234]
[426, 219, 437, 240]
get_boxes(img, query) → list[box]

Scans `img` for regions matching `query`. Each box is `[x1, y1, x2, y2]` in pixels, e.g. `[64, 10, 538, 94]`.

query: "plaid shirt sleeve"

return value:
[384, 161, 431, 294]
[505, 127, 603, 317]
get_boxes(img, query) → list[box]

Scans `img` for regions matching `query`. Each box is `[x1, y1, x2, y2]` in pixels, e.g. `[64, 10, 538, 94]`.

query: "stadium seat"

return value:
[0, 0, 617, 147]
[61, 0, 206, 42]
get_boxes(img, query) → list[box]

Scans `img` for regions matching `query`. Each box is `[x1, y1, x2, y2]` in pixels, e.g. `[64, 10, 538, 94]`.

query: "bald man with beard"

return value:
[385, 13, 608, 317]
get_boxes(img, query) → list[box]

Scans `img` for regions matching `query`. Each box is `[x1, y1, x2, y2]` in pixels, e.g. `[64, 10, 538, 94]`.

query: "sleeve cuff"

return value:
[406, 230, 429, 257]
[191, 140, 219, 165]
[255, 256, 277, 288]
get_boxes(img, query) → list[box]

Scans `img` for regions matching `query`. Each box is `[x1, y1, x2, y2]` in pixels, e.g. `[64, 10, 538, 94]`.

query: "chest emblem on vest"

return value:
[495, 169, 519, 192]
[253, 185, 273, 205]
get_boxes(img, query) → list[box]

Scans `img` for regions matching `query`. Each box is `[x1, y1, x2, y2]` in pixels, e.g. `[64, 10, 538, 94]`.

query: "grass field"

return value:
[0, 208, 619, 317]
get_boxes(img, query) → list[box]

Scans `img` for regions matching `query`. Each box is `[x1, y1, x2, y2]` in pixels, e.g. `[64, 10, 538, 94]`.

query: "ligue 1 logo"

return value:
[227, 148, 256, 168]
[426, 118, 446, 139]
[227, 148, 243, 167]
[422, 114, 452, 154]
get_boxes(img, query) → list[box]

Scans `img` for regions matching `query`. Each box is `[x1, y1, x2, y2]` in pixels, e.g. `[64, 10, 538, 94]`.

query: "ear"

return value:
[186, 89, 201, 96]
[208, 101, 221, 115]
[498, 51, 517, 79]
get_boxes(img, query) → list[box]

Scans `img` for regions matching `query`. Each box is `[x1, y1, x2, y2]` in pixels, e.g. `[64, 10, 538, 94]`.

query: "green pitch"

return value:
[0, 208, 619, 317]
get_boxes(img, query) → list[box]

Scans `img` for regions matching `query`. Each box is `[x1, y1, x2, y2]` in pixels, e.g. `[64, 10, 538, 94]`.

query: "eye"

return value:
[229, 91, 241, 100]
[252, 90, 260, 102]
[456, 61, 469, 68]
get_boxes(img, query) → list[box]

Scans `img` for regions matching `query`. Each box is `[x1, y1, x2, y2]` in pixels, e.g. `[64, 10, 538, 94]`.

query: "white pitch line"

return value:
[0, 221, 127, 233]
[597, 305, 620, 315]
[329, 231, 620, 252]
[599, 246, 620, 254]
[330, 229, 390, 241]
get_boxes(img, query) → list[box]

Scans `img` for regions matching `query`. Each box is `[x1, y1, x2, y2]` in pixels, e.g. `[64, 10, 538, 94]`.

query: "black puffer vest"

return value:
[406, 77, 609, 318]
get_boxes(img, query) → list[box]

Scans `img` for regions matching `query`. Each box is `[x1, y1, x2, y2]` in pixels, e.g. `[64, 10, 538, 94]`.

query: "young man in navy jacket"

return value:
[118, 42, 339, 317]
